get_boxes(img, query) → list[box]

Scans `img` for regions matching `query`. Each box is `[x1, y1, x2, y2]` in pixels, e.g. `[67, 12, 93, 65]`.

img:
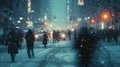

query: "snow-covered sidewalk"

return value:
[103, 44, 120, 67]
[91, 41, 120, 67]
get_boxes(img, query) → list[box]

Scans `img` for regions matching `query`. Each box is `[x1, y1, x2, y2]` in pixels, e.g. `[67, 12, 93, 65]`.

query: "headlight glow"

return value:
[61, 34, 66, 38]
[35, 34, 39, 38]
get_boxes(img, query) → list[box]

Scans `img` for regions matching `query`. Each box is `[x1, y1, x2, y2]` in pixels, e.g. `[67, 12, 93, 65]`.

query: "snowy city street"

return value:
[0, 39, 120, 67]
[0, 0, 120, 67]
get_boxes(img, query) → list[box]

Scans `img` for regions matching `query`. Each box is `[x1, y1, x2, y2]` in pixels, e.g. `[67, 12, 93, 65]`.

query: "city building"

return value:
[13, 0, 28, 30]
[0, 0, 13, 28]
[0, 0, 28, 30]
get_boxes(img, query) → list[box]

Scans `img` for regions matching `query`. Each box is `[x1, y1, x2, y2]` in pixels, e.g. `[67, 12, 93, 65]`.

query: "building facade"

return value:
[0, 0, 13, 28]
[0, 0, 28, 30]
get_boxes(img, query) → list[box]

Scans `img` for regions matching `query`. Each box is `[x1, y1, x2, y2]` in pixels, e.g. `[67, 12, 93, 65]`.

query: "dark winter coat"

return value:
[6, 31, 19, 54]
[25, 30, 35, 48]
[77, 27, 97, 51]
[42, 33, 48, 45]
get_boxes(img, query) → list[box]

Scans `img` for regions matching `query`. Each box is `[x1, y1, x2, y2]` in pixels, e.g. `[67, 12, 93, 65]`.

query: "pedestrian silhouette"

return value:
[6, 29, 20, 62]
[77, 27, 97, 67]
[68, 30, 72, 40]
[53, 30, 56, 43]
[25, 29, 35, 58]
[113, 29, 119, 44]
[56, 30, 60, 42]
[42, 31, 48, 48]
[17, 29, 24, 49]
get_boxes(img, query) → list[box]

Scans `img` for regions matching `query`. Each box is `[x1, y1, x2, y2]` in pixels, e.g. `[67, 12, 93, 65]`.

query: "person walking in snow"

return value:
[6, 29, 20, 62]
[42, 31, 48, 48]
[77, 27, 97, 67]
[25, 29, 35, 58]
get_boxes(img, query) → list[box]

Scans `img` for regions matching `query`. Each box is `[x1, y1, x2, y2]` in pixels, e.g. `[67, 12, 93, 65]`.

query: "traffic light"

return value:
[100, 11, 111, 22]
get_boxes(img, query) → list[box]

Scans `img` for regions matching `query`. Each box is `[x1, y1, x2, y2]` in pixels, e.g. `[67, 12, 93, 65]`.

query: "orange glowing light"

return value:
[100, 11, 111, 22]
[90, 19, 95, 24]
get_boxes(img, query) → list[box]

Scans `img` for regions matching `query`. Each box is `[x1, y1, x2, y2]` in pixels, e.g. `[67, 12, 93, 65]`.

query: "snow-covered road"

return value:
[0, 41, 79, 67]
[1, 40, 120, 67]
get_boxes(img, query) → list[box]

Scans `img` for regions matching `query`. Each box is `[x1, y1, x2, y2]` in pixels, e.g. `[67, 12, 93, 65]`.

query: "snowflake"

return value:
[100, 47, 103, 50]
[110, 58, 113, 61]
[80, 45, 83, 47]
[117, 47, 120, 48]
[101, 61, 105, 64]
[95, 50, 98, 53]
[104, 46, 107, 48]
[1, 56, 4, 59]
[11, 64, 13, 67]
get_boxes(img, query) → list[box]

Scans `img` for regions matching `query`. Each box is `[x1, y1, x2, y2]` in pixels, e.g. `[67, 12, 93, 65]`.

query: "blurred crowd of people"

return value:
[74, 27, 120, 67]
[74, 27, 97, 67]
[53, 30, 60, 43]
[97, 29, 119, 44]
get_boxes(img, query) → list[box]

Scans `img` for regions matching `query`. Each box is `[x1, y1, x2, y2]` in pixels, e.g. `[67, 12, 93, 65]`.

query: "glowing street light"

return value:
[103, 14, 108, 19]
[31, 10, 34, 13]
[44, 15, 47, 21]
[19, 17, 23, 20]
[100, 11, 111, 22]
[90, 19, 95, 24]
[75, 23, 78, 26]
[17, 21, 21, 23]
